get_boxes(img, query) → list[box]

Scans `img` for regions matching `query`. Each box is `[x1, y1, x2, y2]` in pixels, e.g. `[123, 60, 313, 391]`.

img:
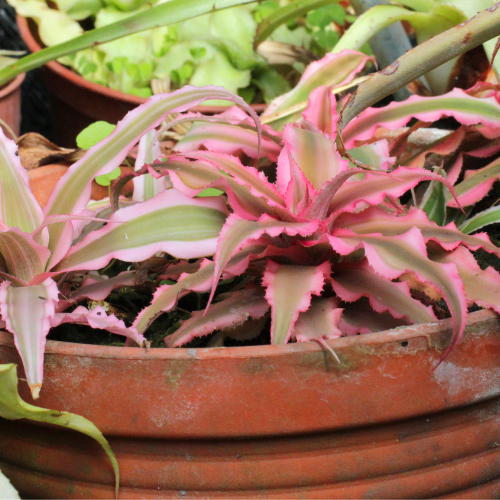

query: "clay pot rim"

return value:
[0, 73, 25, 98]
[16, 15, 268, 114]
[0, 309, 494, 361]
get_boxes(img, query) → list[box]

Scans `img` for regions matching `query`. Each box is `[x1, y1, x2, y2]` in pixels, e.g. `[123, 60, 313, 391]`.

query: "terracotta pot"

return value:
[0, 73, 25, 140]
[27, 164, 134, 207]
[0, 309, 500, 498]
[16, 16, 267, 148]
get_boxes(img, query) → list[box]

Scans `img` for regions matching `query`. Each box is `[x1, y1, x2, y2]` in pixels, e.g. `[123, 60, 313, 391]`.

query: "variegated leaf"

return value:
[0, 279, 59, 398]
[0, 128, 43, 234]
[43, 86, 261, 268]
[262, 261, 329, 344]
[52, 189, 228, 273]
[165, 287, 269, 347]
[331, 261, 437, 324]
[329, 227, 467, 353]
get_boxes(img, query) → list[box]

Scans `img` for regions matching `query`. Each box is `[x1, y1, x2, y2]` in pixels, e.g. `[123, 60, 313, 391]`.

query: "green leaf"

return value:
[307, 3, 345, 28]
[255, 0, 342, 45]
[195, 188, 224, 197]
[313, 29, 340, 50]
[95, 166, 122, 186]
[459, 206, 500, 234]
[0, 0, 259, 86]
[252, 67, 291, 103]
[76, 121, 117, 150]
[0, 363, 119, 497]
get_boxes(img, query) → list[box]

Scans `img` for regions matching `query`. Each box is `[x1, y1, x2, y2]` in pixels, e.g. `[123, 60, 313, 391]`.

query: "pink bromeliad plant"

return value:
[2, 8, 500, 398]
[126, 81, 500, 356]
[0, 87, 262, 398]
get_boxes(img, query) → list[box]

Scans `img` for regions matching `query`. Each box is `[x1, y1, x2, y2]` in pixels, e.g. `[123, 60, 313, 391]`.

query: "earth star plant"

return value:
[2, 3, 500, 399]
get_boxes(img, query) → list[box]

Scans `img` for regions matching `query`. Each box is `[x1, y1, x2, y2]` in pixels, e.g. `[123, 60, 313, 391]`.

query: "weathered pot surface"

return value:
[0, 309, 500, 498]
[0, 73, 25, 139]
[17, 16, 267, 147]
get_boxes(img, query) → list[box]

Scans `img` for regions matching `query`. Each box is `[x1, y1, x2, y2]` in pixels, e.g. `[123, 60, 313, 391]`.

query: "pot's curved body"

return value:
[0, 310, 500, 498]
[0, 73, 25, 139]
[16, 17, 266, 147]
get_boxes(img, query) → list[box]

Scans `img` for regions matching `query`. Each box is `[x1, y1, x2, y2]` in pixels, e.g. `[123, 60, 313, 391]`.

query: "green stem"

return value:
[0, 0, 257, 86]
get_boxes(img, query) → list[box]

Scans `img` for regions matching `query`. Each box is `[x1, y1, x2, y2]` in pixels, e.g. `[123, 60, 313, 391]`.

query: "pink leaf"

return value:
[165, 286, 269, 347]
[52, 305, 146, 346]
[277, 124, 349, 194]
[283, 148, 315, 215]
[328, 227, 467, 354]
[331, 260, 437, 324]
[52, 189, 229, 273]
[69, 271, 136, 302]
[292, 297, 343, 342]
[335, 206, 500, 255]
[343, 89, 500, 146]
[449, 156, 500, 208]
[174, 108, 281, 161]
[329, 166, 459, 214]
[208, 214, 319, 311]
[44, 86, 261, 269]
[0, 228, 51, 284]
[262, 261, 329, 344]
[0, 278, 59, 398]
[431, 245, 500, 314]
[302, 85, 337, 137]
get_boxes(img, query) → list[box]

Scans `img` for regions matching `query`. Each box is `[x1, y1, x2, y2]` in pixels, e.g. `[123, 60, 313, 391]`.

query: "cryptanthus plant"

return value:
[0, 86, 260, 398]
[126, 81, 500, 357]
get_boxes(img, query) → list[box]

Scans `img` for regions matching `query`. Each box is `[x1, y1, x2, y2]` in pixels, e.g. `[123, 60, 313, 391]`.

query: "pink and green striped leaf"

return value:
[328, 227, 467, 352]
[133, 246, 265, 335]
[262, 261, 329, 344]
[52, 305, 147, 346]
[292, 297, 343, 342]
[335, 206, 500, 254]
[52, 189, 228, 273]
[277, 124, 349, 193]
[43, 86, 261, 268]
[174, 112, 281, 161]
[447, 156, 500, 208]
[263, 51, 373, 129]
[0, 278, 59, 399]
[187, 152, 285, 207]
[430, 245, 500, 314]
[343, 89, 500, 147]
[331, 261, 437, 324]
[0, 129, 44, 235]
[208, 214, 319, 309]
[0, 229, 50, 284]
[165, 286, 269, 347]
[282, 149, 315, 215]
[459, 206, 500, 234]
[302, 85, 337, 138]
[132, 129, 166, 202]
[329, 166, 458, 215]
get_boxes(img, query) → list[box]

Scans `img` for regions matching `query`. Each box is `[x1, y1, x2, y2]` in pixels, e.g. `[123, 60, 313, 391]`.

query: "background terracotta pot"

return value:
[16, 16, 267, 148]
[0, 309, 499, 498]
[0, 73, 25, 139]
[27, 164, 133, 207]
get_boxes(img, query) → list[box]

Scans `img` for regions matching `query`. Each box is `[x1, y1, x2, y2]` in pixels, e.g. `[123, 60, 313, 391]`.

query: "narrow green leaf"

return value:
[0, 363, 119, 497]
[459, 206, 500, 234]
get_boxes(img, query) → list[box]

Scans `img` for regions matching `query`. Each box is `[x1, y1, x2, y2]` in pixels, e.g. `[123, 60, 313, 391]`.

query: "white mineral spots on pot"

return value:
[433, 362, 500, 399]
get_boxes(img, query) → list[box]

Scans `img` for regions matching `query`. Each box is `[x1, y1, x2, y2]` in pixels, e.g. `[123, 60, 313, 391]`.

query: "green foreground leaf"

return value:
[0, 363, 119, 498]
